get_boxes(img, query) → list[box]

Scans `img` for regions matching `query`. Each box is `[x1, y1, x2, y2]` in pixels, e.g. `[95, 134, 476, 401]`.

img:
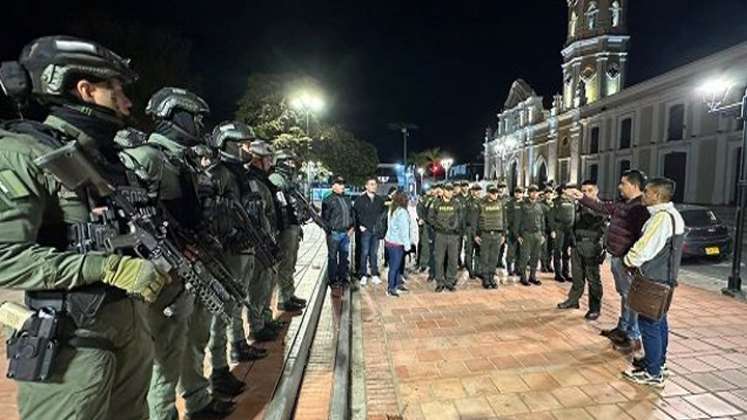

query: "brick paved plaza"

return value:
[358, 264, 747, 420]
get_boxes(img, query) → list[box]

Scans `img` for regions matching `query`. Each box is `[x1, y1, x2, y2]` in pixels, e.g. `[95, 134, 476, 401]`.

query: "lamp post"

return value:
[442, 158, 454, 181]
[700, 78, 747, 298]
[290, 92, 325, 134]
[388, 123, 419, 184]
[291, 91, 324, 199]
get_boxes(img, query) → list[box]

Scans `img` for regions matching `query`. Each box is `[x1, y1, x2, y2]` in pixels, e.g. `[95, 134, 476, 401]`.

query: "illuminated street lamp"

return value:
[290, 91, 325, 133]
[442, 158, 454, 181]
[700, 77, 747, 298]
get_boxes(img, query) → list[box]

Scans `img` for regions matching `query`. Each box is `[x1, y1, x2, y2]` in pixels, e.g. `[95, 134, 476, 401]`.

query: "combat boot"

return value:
[210, 367, 246, 397]
[481, 276, 490, 289]
[277, 300, 305, 312]
[519, 271, 530, 286]
[251, 326, 279, 342]
[290, 295, 307, 306]
[529, 270, 542, 285]
[230, 340, 267, 363]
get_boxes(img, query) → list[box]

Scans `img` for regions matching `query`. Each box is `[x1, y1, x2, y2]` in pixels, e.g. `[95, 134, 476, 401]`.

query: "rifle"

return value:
[289, 189, 329, 232]
[228, 200, 281, 272]
[34, 141, 240, 321]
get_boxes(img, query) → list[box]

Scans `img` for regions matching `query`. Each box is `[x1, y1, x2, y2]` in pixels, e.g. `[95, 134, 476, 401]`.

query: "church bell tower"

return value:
[562, 0, 630, 108]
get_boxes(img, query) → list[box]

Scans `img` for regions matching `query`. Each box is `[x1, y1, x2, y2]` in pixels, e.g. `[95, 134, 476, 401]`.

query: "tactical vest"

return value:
[554, 197, 576, 227]
[520, 201, 545, 233]
[479, 198, 505, 232]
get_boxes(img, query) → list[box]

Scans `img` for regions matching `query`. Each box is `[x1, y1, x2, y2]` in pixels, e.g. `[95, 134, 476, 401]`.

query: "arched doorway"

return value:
[509, 160, 519, 192]
[663, 152, 687, 203]
[537, 161, 548, 187]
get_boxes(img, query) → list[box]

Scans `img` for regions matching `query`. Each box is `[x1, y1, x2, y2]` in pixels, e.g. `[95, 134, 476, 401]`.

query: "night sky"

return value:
[3, 1, 747, 163]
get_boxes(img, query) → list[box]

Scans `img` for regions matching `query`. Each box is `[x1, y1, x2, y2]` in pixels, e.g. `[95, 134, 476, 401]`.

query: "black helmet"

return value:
[0, 35, 137, 99]
[146, 87, 210, 145]
[207, 121, 256, 150]
[145, 87, 209, 120]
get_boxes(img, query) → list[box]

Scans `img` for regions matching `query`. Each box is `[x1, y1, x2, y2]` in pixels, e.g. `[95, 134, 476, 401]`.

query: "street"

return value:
[679, 256, 746, 293]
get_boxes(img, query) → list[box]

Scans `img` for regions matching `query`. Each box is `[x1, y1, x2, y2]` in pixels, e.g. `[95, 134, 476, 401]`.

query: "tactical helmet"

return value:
[0, 35, 138, 100]
[208, 121, 256, 150]
[147, 87, 210, 145]
[248, 140, 273, 157]
[273, 149, 298, 171]
[145, 87, 210, 119]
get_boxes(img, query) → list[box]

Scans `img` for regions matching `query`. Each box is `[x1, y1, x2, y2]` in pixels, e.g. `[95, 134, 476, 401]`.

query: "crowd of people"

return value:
[323, 170, 684, 389]
[0, 36, 316, 420]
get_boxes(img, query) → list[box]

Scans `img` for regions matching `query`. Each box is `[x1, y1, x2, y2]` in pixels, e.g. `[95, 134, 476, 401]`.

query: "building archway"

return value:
[533, 155, 548, 187]
[509, 159, 519, 192]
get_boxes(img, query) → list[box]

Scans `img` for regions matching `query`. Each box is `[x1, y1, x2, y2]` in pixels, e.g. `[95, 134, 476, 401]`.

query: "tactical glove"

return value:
[101, 255, 169, 303]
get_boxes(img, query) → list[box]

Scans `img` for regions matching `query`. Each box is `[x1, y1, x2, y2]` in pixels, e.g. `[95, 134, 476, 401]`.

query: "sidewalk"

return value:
[359, 264, 747, 420]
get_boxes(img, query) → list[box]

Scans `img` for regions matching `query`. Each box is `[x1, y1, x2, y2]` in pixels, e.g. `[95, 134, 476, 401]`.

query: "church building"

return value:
[484, 0, 747, 204]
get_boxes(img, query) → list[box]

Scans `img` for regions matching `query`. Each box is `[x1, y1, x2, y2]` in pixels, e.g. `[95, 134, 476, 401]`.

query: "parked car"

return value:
[677, 204, 732, 260]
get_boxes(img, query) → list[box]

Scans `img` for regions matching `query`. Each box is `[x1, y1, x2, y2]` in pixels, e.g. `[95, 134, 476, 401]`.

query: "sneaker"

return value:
[623, 367, 665, 388]
[386, 289, 400, 297]
[397, 285, 409, 293]
[632, 358, 670, 378]
[359, 276, 368, 286]
[371, 275, 382, 285]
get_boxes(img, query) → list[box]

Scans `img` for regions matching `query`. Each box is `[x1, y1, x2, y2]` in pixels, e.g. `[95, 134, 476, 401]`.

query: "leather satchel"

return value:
[627, 212, 677, 321]
[628, 270, 673, 321]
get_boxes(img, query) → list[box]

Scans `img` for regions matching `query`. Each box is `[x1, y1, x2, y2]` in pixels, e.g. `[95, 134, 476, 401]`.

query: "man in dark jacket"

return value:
[354, 178, 386, 285]
[322, 177, 355, 288]
[569, 169, 650, 354]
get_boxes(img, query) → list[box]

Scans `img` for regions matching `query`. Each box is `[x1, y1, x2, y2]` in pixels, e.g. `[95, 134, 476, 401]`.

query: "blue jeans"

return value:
[358, 230, 380, 277]
[386, 245, 405, 292]
[327, 231, 350, 285]
[610, 256, 640, 340]
[639, 314, 669, 376]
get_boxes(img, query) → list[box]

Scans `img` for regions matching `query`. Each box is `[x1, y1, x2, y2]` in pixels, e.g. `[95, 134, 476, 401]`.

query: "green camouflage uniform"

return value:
[551, 195, 576, 279]
[269, 171, 301, 304]
[566, 205, 607, 311]
[477, 196, 507, 286]
[416, 194, 431, 270]
[119, 132, 200, 420]
[516, 199, 546, 282]
[541, 196, 554, 271]
[463, 194, 481, 277]
[428, 196, 463, 288]
[180, 160, 248, 415]
[0, 116, 153, 420]
[505, 197, 524, 273]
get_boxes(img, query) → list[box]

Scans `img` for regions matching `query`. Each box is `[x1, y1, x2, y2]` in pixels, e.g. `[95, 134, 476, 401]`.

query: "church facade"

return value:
[484, 0, 747, 204]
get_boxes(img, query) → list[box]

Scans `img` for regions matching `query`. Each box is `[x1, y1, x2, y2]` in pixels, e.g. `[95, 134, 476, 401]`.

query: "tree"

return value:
[410, 148, 444, 176]
[312, 125, 379, 186]
[235, 72, 379, 184]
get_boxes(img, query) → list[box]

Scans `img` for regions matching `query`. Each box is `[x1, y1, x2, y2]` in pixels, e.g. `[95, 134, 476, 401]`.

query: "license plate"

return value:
[705, 246, 720, 256]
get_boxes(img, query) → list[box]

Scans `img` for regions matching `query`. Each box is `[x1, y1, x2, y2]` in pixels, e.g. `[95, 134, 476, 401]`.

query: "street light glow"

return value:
[698, 77, 733, 95]
[290, 91, 325, 113]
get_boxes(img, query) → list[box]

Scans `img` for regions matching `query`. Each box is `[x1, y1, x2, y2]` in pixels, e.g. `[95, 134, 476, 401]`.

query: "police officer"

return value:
[119, 88, 236, 418]
[0, 36, 168, 420]
[540, 187, 555, 273]
[464, 183, 483, 279]
[505, 186, 525, 276]
[416, 187, 433, 272]
[495, 182, 509, 269]
[269, 150, 307, 312]
[516, 185, 545, 286]
[475, 184, 507, 288]
[425, 183, 443, 281]
[428, 183, 463, 292]
[551, 184, 577, 282]
[179, 121, 266, 419]
[557, 180, 607, 320]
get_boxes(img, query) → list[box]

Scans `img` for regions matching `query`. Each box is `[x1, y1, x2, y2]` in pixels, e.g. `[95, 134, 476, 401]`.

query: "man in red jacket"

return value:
[568, 170, 650, 355]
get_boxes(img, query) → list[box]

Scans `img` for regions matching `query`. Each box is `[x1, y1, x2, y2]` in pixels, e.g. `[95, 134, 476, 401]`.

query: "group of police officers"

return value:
[416, 178, 608, 319]
[0, 36, 312, 419]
